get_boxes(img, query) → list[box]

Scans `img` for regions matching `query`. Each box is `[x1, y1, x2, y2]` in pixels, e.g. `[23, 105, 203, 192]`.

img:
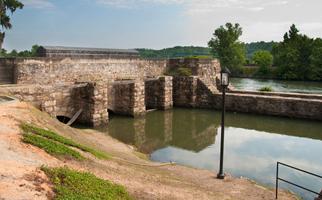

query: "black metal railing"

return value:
[276, 161, 322, 199]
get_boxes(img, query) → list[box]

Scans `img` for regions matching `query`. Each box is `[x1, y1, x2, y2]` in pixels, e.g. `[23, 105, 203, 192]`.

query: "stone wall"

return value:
[168, 58, 220, 93]
[173, 76, 198, 107]
[145, 76, 173, 110]
[0, 83, 109, 126]
[172, 76, 322, 120]
[110, 80, 146, 116]
[0, 58, 16, 84]
[11, 57, 167, 85]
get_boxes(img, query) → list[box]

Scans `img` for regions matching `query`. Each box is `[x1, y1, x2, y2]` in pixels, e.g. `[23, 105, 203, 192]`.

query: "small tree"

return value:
[208, 23, 246, 75]
[252, 50, 273, 75]
[0, 0, 24, 50]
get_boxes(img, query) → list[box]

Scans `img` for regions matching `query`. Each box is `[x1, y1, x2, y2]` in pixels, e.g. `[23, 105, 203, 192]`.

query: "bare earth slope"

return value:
[0, 102, 298, 200]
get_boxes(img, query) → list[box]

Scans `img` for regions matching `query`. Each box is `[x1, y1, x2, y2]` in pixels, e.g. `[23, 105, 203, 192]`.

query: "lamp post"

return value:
[217, 67, 230, 179]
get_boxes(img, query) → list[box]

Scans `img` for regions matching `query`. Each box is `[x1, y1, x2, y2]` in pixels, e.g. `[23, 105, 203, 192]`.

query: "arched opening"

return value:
[56, 116, 71, 124]
[108, 109, 116, 120]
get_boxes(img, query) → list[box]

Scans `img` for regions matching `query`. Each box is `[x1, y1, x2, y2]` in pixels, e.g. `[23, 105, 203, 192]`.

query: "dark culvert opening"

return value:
[56, 116, 71, 124]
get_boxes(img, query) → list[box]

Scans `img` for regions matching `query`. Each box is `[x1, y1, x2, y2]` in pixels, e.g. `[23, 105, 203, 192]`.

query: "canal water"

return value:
[104, 109, 322, 200]
[231, 78, 322, 94]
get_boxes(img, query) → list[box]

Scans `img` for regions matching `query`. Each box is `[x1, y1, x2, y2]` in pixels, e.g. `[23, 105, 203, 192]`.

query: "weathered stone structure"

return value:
[0, 82, 108, 126]
[0, 47, 321, 125]
[145, 76, 173, 110]
[109, 80, 146, 117]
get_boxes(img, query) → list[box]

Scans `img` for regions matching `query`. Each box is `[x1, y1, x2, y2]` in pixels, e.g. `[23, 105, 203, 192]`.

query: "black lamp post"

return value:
[217, 67, 230, 179]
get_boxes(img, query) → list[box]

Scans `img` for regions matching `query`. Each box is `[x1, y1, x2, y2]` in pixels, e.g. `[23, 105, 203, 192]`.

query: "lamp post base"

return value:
[217, 173, 225, 179]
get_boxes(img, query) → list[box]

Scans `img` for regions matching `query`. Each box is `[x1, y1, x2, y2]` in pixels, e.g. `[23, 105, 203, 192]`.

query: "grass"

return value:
[21, 123, 110, 160]
[42, 166, 133, 200]
[23, 133, 84, 160]
[258, 86, 274, 92]
[165, 67, 192, 77]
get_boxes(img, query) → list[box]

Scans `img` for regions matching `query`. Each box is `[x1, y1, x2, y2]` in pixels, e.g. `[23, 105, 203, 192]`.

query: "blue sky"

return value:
[4, 0, 322, 51]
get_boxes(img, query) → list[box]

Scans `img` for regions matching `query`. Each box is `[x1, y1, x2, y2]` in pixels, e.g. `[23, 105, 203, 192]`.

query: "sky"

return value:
[3, 0, 322, 51]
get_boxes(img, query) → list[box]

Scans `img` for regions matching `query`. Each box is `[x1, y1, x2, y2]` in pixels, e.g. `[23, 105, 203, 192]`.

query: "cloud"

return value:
[21, 0, 55, 9]
[96, 0, 288, 13]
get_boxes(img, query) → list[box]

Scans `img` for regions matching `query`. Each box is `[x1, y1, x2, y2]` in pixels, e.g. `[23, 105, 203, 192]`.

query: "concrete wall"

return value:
[11, 57, 167, 84]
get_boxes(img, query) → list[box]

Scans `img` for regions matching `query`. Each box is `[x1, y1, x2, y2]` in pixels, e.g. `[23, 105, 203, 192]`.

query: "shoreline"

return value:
[0, 101, 299, 200]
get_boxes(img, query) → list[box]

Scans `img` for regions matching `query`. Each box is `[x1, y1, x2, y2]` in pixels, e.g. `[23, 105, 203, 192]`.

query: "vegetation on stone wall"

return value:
[165, 67, 192, 77]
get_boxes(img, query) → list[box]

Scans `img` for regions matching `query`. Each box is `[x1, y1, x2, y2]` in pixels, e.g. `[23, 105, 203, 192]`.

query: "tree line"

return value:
[208, 23, 322, 81]
[0, 1, 321, 81]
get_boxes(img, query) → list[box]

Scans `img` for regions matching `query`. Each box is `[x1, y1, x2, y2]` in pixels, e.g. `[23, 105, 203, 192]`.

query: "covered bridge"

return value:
[36, 46, 140, 59]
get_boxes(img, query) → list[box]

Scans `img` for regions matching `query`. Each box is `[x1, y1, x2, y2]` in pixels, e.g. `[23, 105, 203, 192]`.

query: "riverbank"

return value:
[0, 101, 298, 200]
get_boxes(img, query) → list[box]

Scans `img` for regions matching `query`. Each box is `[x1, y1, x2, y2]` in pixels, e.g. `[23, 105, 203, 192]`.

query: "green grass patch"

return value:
[21, 123, 110, 159]
[23, 133, 84, 160]
[258, 86, 273, 92]
[165, 67, 192, 77]
[42, 166, 133, 200]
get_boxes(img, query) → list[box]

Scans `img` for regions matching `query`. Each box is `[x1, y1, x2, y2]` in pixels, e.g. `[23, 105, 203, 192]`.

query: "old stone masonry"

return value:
[0, 46, 321, 127]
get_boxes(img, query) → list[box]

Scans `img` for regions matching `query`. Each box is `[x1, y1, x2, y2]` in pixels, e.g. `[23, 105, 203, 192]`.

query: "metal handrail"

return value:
[276, 161, 322, 199]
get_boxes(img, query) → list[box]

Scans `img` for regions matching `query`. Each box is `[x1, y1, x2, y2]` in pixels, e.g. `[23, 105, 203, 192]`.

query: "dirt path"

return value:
[0, 102, 298, 200]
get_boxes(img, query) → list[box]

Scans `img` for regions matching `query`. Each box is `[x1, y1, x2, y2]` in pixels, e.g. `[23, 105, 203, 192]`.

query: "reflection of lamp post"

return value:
[217, 67, 230, 179]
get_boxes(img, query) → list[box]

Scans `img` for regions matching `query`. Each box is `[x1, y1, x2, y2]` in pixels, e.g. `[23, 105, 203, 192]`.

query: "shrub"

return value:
[258, 86, 273, 92]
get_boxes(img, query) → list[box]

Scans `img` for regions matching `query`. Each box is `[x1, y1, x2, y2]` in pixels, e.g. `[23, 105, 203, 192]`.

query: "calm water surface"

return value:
[104, 109, 322, 200]
[231, 78, 322, 94]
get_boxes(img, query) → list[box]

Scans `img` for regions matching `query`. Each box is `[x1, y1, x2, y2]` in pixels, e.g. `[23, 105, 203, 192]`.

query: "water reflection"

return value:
[104, 109, 322, 200]
[106, 109, 218, 154]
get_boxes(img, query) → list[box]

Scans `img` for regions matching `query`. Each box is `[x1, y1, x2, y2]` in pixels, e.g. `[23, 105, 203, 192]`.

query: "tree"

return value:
[208, 23, 246, 74]
[0, 0, 24, 50]
[273, 24, 315, 80]
[252, 50, 273, 75]
[309, 38, 322, 80]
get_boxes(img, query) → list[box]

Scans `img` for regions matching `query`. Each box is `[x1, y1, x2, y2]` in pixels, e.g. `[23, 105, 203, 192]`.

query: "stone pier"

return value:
[109, 80, 146, 117]
[145, 76, 173, 110]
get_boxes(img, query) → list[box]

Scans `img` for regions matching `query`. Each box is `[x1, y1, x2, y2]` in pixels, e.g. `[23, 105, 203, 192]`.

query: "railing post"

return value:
[276, 162, 279, 199]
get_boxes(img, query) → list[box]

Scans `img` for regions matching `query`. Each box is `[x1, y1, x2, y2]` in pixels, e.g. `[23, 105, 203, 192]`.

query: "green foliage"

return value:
[245, 41, 277, 59]
[208, 23, 246, 75]
[272, 24, 322, 81]
[0, 0, 24, 30]
[252, 50, 273, 75]
[137, 46, 212, 59]
[258, 86, 273, 92]
[21, 123, 110, 159]
[0, 0, 24, 49]
[165, 67, 192, 77]
[0, 45, 40, 58]
[22, 133, 85, 160]
[42, 166, 133, 200]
